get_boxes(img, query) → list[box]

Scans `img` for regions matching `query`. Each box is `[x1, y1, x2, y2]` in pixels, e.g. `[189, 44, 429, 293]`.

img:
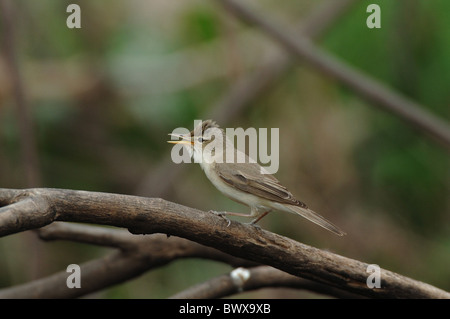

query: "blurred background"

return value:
[0, 0, 449, 298]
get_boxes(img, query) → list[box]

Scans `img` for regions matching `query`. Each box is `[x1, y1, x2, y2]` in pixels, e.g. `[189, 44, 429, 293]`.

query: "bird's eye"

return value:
[198, 137, 204, 143]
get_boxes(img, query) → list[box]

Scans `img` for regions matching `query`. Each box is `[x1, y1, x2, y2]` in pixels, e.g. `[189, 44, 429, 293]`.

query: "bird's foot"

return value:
[209, 210, 231, 227]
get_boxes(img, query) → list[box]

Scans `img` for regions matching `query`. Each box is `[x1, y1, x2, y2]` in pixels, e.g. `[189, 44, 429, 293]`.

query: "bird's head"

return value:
[168, 120, 224, 163]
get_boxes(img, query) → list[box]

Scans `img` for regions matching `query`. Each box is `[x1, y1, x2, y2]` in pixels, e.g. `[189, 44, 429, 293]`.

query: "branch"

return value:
[169, 266, 362, 299]
[0, 188, 448, 298]
[0, 223, 254, 298]
[215, 0, 450, 149]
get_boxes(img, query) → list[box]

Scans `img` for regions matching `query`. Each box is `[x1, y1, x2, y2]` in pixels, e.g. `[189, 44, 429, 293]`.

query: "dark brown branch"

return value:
[0, 223, 254, 298]
[215, 0, 450, 149]
[38, 222, 255, 269]
[39, 222, 138, 249]
[0, 188, 448, 298]
[169, 266, 363, 299]
[0, 250, 132, 299]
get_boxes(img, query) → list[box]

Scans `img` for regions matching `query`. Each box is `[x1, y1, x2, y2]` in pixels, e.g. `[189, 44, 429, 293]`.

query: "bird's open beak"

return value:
[167, 133, 194, 145]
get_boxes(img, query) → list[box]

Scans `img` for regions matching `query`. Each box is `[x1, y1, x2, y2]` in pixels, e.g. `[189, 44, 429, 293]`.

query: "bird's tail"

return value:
[286, 205, 346, 236]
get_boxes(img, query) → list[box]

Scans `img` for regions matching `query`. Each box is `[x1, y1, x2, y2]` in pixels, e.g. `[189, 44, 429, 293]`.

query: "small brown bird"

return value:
[169, 120, 345, 236]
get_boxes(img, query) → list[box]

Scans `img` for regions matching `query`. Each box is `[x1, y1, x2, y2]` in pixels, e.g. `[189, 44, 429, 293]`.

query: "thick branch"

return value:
[0, 188, 448, 298]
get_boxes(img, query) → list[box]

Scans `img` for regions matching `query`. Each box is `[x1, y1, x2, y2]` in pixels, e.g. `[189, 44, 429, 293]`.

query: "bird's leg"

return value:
[216, 211, 255, 217]
[208, 210, 257, 227]
[249, 211, 270, 225]
[209, 209, 270, 227]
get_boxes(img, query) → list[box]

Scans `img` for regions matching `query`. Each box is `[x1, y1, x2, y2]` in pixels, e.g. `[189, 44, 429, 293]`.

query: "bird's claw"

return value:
[209, 210, 231, 227]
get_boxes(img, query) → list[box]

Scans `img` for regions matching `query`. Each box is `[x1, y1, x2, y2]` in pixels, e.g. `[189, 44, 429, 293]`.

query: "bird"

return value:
[168, 119, 346, 236]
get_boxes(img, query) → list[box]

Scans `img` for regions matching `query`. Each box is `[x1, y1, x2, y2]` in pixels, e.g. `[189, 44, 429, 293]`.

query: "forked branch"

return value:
[0, 188, 448, 298]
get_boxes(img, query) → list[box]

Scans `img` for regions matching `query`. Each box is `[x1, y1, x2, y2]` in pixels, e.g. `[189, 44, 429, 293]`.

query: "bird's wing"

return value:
[215, 162, 308, 208]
